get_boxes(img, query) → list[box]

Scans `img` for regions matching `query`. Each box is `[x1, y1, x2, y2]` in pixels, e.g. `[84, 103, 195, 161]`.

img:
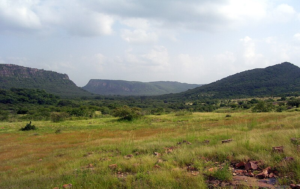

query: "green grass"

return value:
[1, 112, 300, 188]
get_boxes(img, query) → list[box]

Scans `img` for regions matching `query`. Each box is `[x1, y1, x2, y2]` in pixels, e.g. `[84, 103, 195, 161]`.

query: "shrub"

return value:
[175, 110, 192, 116]
[112, 106, 142, 121]
[211, 163, 232, 181]
[20, 121, 37, 131]
[252, 101, 274, 112]
[50, 112, 69, 122]
[0, 110, 9, 121]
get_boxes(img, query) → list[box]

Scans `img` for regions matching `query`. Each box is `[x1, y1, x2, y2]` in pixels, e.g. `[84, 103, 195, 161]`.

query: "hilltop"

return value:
[164, 62, 300, 100]
[0, 64, 90, 97]
[83, 79, 200, 96]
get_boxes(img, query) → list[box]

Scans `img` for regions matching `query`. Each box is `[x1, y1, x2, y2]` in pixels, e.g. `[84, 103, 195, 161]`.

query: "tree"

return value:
[112, 106, 142, 121]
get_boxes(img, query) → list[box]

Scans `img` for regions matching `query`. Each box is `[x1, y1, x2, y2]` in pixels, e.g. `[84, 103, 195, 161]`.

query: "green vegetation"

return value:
[0, 64, 90, 97]
[20, 121, 37, 131]
[112, 106, 143, 121]
[1, 112, 300, 188]
[83, 79, 200, 96]
[168, 62, 300, 100]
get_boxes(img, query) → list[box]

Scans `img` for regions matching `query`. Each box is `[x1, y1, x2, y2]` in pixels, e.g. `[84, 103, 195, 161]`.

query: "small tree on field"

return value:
[50, 112, 69, 122]
[20, 121, 37, 131]
[112, 106, 143, 121]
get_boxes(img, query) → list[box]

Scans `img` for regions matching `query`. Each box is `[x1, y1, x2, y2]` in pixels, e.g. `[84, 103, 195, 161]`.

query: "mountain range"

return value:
[0, 64, 89, 97]
[0, 62, 299, 99]
[171, 62, 300, 100]
[82, 79, 200, 96]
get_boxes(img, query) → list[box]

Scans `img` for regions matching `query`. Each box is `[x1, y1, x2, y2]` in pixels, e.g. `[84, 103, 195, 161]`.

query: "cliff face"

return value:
[83, 79, 200, 96]
[0, 64, 89, 97]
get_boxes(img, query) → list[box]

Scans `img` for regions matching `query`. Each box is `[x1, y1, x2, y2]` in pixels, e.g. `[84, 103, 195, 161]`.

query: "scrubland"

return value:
[1, 112, 300, 188]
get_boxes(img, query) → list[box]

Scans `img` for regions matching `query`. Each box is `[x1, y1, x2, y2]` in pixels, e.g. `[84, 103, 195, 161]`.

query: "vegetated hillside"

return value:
[0, 64, 90, 97]
[168, 62, 300, 100]
[82, 79, 200, 96]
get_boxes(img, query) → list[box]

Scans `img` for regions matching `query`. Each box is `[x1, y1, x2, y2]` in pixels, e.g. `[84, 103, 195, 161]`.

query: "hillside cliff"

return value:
[83, 79, 200, 96]
[169, 62, 300, 99]
[0, 64, 90, 97]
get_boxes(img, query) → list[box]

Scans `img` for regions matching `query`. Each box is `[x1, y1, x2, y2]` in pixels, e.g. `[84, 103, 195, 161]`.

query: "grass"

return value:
[1, 112, 300, 188]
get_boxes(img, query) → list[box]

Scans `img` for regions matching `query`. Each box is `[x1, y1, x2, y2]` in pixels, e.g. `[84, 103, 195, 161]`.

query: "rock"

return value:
[283, 157, 294, 161]
[290, 184, 300, 189]
[62, 184, 72, 188]
[208, 167, 217, 172]
[256, 167, 271, 179]
[191, 171, 199, 176]
[109, 164, 117, 170]
[124, 154, 133, 159]
[235, 161, 245, 168]
[154, 152, 161, 157]
[87, 164, 94, 168]
[222, 139, 233, 144]
[187, 166, 198, 172]
[245, 161, 258, 170]
[272, 146, 283, 153]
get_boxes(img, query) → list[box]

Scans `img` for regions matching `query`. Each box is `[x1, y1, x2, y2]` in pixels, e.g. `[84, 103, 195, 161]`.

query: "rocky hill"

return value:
[82, 79, 200, 96]
[163, 62, 300, 100]
[0, 64, 90, 97]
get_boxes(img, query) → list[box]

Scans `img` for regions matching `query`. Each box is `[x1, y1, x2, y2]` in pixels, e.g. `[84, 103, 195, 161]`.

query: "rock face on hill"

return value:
[172, 62, 300, 99]
[0, 64, 90, 97]
[82, 79, 200, 96]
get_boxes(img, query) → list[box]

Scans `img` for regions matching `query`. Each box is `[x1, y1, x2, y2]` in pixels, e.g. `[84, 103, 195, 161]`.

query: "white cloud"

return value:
[0, 0, 114, 36]
[121, 29, 158, 44]
[271, 4, 296, 23]
[0, 0, 41, 31]
[294, 33, 300, 41]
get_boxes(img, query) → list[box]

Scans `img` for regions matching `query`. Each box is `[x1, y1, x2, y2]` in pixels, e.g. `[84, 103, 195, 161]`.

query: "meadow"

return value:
[1, 111, 300, 188]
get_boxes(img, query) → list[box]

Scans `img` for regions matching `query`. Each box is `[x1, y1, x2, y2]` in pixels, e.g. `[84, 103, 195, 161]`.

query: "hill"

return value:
[0, 64, 90, 97]
[82, 79, 200, 96]
[167, 62, 300, 100]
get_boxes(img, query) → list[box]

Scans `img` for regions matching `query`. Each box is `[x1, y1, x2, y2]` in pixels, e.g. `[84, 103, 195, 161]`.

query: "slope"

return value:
[82, 79, 200, 96]
[0, 64, 90, 97]
[171, 62, 300, 100]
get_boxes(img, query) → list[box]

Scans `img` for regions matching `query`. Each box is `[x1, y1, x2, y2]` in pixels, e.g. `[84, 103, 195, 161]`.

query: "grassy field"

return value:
[1, 112, 300, 188]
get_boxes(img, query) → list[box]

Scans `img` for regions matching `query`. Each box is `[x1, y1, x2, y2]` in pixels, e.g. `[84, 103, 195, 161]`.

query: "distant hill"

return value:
[82, 79, 201, 96]
[0, 64, 90, 97]
[167, 62, 300, 100]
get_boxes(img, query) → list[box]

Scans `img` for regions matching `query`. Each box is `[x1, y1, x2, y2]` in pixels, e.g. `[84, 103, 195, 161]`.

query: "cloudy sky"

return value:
[1, 0, 300, 86]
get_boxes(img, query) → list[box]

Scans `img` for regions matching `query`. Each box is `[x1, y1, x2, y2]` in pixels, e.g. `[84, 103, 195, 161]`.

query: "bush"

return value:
[112, 106, 142, 121]
[20, 121, 37, 131]
[0, 111, 9, 121]
[50, 112, 69, 122]
[252, 101, 274, 112]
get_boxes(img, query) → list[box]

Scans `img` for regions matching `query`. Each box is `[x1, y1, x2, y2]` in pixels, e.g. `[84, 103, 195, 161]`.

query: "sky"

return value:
[1, 0, 300, 87]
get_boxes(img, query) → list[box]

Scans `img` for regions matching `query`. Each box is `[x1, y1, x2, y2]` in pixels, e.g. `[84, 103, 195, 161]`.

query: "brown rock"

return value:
[191, 171, 199, 176]
[245, 161, 258, 170]
[62, 184, 72, 189]
[222, 139, 233, 144]
[235, 161, 245, 168]
[272, 146, 283, 153]
[124, 154, 133, 159]
[109, 164, 117, 170]
[154, 152, 161, 157]
[290, 184, 300, 189]
[256, 167, 271, 179]
[187, 166, 198, 172]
